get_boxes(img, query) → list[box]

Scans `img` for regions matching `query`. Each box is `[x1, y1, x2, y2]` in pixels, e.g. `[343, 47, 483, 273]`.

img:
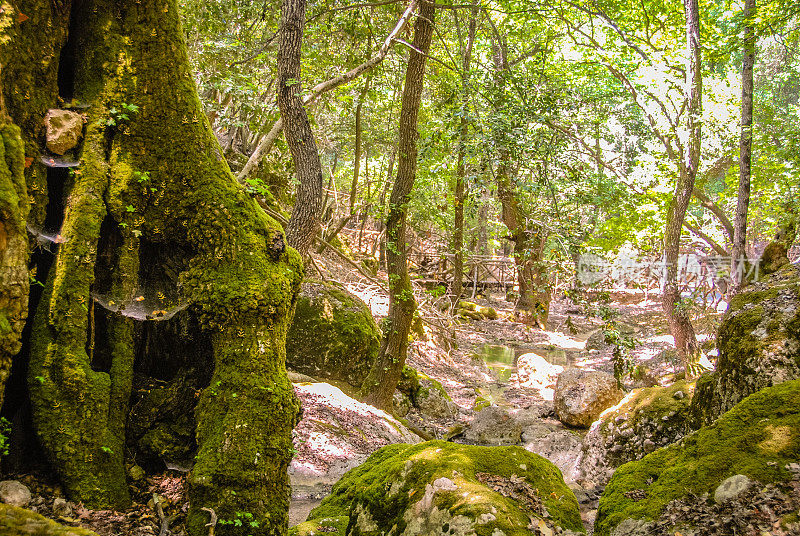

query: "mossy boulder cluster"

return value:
[456, 301, 499, 321]
[593, 380, 800, 536]
[579, 381, 694, 486]
[293, 440, 585, 536]
[689, 265, 800, 427]
[287, 279, 381, 390]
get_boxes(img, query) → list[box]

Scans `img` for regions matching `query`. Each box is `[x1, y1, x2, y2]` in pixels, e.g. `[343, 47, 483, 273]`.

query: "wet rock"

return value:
[44, 109, 83, 155]
[462, 405, 522, 445]
[713, 474, 753, 504]
[287, 280, 381, 391]
[0, 480, 31, 507]
[689, 265, 800, 427]
[554, 369, 624, 428]
[300, 441, 584, 536]
[580, 381, 694, 486]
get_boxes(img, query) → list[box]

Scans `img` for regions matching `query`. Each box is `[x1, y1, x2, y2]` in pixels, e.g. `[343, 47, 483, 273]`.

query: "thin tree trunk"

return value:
[362, 0, 435, 410]
[451, 6, 477, 301]
[489, 23, 550, 327]
[663, 0, 702, 373]
[278, 0, 323, 255]
[349, 76, 371, 215]
[237, 0, 419, 183]
[730, 0, 756, 294]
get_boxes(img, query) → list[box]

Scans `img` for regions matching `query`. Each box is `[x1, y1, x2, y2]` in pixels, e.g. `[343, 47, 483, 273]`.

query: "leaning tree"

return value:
[2, 1, 302, 535]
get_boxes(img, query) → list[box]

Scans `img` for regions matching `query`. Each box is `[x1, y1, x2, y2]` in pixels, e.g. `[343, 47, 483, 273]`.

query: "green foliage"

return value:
[105, 103, 139, 128]
[0, 418, 11, 458]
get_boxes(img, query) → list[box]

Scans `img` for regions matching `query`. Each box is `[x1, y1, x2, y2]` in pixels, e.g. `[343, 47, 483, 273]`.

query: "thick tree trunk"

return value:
[362, 0, 435, 410]
[450, 8, 477, 302]
[279, 0, 324, 256]
[730, 0, 756, 294]
[6, 1, 302, 533]
[0, 112, 29, 413]
[663, 0, 702, 372]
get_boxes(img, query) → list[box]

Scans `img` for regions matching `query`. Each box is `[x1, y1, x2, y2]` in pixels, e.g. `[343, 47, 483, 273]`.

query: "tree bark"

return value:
[662, 0, 702, 373]
[362, 0, 435, 410]
[6, 2, 303, 533]
[730, 0, 756, 294]
[0, 103, 29, 412]
[450, 6, 477, 302]
[236, 0, 419, 183]
[278, 0, 323, 256]
[489, 24, 550, 328]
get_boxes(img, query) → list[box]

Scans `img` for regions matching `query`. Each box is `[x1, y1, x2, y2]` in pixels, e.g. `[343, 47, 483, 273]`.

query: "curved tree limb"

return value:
[237, 0, 420, 183]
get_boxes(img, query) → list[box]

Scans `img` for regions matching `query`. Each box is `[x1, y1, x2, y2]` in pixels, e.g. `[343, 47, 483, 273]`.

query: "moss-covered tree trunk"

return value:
[3, 0, 303, 533]
[0, 110, 29, 411]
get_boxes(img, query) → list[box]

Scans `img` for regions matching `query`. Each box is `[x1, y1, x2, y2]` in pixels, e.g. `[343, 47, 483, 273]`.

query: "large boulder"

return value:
[287, 280, 381, 391]
[515, 352, 563, 399]
[302, 440, 585, 536]
[594, 380, 800, 536]
[290, 382, 421, 497]
[554, 369, 624, 428]
[579, 381, 694, 486]
[0, 481, 31, 508]
[462, 405, 523, 446]
[689, 265, 800, 427]
[522, 422, 584, 485]
[0, 504, 98, 535]
[44, 109, 83, 155]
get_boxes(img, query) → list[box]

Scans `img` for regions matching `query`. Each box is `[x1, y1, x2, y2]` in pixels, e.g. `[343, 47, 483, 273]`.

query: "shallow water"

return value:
[474, 343, 576, 382]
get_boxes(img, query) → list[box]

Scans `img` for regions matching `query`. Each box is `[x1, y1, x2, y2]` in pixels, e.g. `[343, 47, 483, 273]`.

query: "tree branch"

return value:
[237, 0, 420, 183]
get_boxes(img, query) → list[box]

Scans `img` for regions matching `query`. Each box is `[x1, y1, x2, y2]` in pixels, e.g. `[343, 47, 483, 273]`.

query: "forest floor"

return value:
[6, 257, 725, 535]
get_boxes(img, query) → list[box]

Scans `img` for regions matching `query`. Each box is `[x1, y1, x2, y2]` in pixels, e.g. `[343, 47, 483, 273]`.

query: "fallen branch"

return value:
[201, 507, 217, 536]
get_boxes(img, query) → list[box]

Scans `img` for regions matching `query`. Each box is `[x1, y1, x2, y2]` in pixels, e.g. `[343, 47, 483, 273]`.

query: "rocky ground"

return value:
[0, 279, 724, 535]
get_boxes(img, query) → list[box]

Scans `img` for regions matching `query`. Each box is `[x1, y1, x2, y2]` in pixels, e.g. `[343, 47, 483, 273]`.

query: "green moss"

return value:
[0, 122, 30, 410]
[0, 504, 99, 536]
[286, 279, 380, 390]
[289, 516, 349, 536]
[308, 440, 584, 535]
[595, 380, 800, 536]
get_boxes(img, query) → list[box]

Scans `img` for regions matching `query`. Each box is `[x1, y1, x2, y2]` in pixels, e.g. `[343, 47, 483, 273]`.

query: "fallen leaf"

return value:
[17, 12, 29, 22]
[24, 157, 33, 168]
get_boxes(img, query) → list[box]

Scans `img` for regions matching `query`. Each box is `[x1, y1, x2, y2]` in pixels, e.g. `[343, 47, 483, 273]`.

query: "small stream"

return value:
[474, 343, 577, 382]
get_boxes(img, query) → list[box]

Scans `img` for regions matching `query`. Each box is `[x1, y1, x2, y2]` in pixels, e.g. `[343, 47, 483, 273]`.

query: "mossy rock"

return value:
[290, 516, 349, 536]
[580, 381, 694, 485]
[689, 265, 800, 427]
[306, 440, 585, 535]
[456, 301, 498, 321]
[594, 379, 800, 536]
[287, 280, 381, 390]
[396, 367, 456, 419]
[0, 504, 99, 535]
